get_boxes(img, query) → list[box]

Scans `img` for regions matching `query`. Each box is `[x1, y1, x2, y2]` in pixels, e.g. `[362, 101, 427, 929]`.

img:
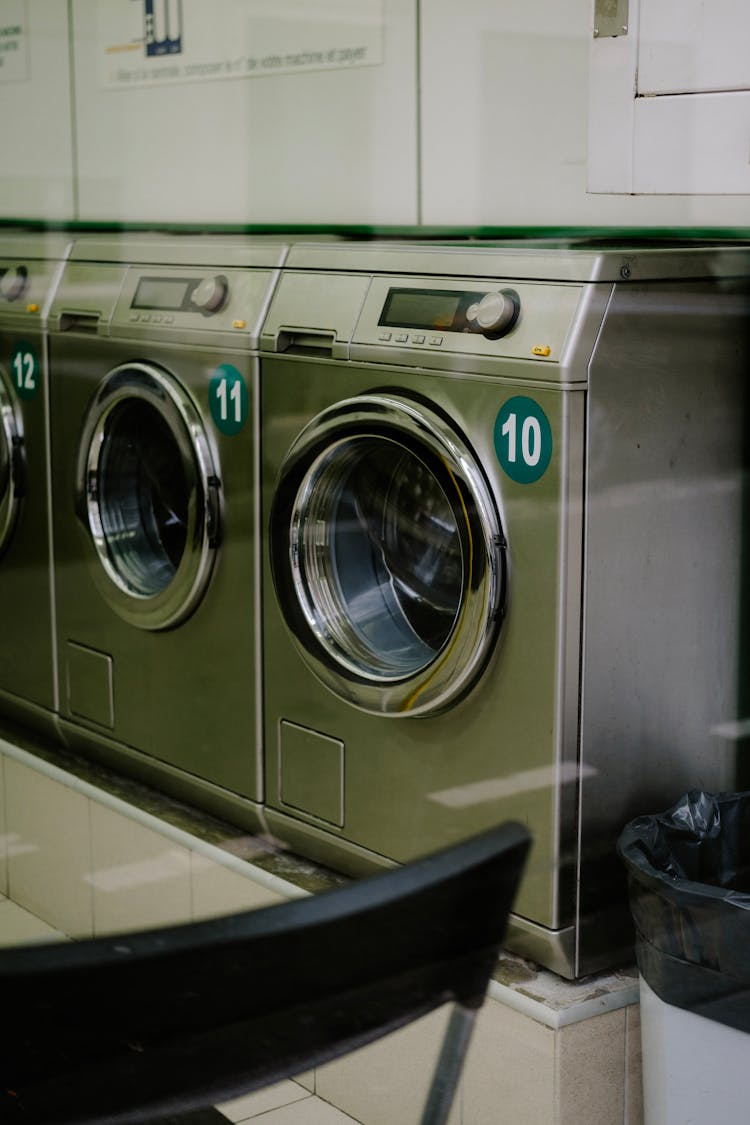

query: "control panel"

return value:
[352, 275, 584, 368]
[110, 265, 278, 344]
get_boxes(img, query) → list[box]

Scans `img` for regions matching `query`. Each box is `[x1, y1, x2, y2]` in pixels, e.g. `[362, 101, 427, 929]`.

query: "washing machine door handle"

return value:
[75, 361, 222, 632]
[270, 393, 507, 717]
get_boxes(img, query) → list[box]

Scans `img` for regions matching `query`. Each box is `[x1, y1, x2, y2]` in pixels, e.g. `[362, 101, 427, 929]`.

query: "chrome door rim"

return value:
[270, 393, 506, 716]
[76, 362, 221, 631]
[0, 368, 23, 560]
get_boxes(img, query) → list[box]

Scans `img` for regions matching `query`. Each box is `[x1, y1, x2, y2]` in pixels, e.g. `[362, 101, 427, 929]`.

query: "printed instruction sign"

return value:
[0, 0, 29, 84]
[98, 0, 384, 88]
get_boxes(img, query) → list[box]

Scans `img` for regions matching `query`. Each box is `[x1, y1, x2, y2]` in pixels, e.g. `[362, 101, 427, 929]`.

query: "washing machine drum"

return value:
[0, 368, 23, 559]
[76, 362, 221, 631]
[270, 394, 507, 717]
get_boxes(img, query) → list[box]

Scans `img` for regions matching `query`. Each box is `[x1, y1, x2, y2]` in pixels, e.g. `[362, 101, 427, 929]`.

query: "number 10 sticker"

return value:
[209, 363, 248, 435]
[494, 396, 552, 484]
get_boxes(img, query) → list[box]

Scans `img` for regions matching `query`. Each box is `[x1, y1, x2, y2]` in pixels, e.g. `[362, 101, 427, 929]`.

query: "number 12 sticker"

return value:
[494, 396, 552, 484]
[11, 342, 40, 401]
[209, 364, 248, 435]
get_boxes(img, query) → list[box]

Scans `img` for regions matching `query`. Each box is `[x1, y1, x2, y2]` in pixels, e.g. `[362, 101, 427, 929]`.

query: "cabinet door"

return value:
[638, 0, 750, 95]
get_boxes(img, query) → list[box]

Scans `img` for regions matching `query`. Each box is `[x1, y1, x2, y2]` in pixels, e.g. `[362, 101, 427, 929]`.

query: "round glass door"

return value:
[270, 394, 506, 716]
[76, 363, 221, 630]
[0, 368, 23, 559]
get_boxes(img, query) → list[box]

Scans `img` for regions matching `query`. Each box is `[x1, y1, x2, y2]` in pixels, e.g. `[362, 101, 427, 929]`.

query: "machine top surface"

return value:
[67, 233, 288, 270]
[284, 239, 750, 282]
[0, 231, 72, 260]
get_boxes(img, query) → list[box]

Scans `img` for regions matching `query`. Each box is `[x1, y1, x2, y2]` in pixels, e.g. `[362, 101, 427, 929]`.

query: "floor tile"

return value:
[218, 1079, 310, 1121]
[236, 1097, 359, 1123]
[625, 1003, 644, 1125]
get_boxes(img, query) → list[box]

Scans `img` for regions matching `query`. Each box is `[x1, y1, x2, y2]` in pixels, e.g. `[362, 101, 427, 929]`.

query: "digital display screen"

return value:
[378, 287, 484, 332]
[132, 277, 192, 311]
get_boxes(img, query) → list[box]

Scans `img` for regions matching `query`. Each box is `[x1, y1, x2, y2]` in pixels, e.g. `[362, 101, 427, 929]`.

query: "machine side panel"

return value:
[578, 278, 750, 972]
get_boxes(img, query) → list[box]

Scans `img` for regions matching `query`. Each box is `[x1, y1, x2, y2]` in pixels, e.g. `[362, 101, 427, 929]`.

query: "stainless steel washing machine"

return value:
[0, 232, 71, 736]
[48, 235, 286, 827]
[260, 240, 750, 977]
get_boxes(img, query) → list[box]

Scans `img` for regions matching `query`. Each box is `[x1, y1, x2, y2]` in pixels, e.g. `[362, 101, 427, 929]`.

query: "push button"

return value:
[379, 331, 392, 341]
[412, 334, 425, 344]
[429, 336, 444, 346]
[395, 333, 408, 343]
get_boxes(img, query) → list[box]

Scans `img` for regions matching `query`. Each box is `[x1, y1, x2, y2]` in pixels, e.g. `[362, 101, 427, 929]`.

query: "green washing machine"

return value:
[48, 235, 287, 826]
[260, 240, 750, 978]
[0, 233, 71, 737]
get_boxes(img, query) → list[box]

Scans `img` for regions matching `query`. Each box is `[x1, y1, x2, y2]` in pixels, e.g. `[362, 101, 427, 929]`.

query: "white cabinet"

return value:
[589, 0, 750, 196]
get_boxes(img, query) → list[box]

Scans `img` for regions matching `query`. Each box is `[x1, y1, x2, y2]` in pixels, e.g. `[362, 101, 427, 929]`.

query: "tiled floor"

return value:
[0, 893, 362, 1124]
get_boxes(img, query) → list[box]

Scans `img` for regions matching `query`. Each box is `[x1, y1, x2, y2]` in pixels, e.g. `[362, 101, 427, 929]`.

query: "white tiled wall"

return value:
[191, 852, 285, 919]
[5, 756, 94, 937]
[463, 1000, 556, 1124]
[90, 803, 193, 935]
[556, 1009, 627, 1124]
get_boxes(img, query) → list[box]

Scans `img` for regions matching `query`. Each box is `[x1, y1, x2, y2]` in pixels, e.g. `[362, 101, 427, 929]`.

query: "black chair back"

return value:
[0, 821, 530, 1125]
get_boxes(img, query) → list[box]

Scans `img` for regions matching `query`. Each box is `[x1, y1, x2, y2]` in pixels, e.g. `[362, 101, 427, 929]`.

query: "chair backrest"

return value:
[0, 821, 530, 1124]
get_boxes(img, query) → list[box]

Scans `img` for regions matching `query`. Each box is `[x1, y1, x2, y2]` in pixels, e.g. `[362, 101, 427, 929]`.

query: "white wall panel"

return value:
[633, 92, 750, 194]
[73, 0, 417, 226]
[0, 1, 74, 220]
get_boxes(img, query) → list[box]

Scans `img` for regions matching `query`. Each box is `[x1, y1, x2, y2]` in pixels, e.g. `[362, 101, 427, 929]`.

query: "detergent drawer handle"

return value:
[58, 311, 101, 334]
[276, 329, 336, 357]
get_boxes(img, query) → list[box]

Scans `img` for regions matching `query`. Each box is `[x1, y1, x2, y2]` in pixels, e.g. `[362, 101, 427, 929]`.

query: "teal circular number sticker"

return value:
[494, 396, 553, 484]
[209, 364, 248, 436]
[11, 341, 40, 401]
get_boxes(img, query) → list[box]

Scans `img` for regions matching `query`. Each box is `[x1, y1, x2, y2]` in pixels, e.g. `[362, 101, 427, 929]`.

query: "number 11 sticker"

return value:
[494, 396, 553, 484]
[209, 364, 248, 435]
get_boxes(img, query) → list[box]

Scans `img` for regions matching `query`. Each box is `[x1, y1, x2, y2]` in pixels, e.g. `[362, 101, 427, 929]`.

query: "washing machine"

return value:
[48, 234, 286, 827]
[260, 240, 750, 977]
[0, 231, 71, 736]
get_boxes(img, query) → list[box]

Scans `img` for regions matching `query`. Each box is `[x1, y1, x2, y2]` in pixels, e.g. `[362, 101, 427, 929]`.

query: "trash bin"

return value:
[618, 789, 750, 1125]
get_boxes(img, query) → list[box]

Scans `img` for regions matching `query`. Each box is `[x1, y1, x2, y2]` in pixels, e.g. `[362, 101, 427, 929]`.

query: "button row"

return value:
[378, 331, 444, 346]
[129, 312, 175, 324]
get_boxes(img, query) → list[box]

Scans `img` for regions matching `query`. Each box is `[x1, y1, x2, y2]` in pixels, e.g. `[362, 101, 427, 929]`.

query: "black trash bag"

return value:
[617, 789, 750, 1034]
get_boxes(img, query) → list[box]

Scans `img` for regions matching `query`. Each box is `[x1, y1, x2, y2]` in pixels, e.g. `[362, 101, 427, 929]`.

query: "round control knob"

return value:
[474, 289, 520, 337]
[191, 275, 228, 314]
[0, 266, 28, 303]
